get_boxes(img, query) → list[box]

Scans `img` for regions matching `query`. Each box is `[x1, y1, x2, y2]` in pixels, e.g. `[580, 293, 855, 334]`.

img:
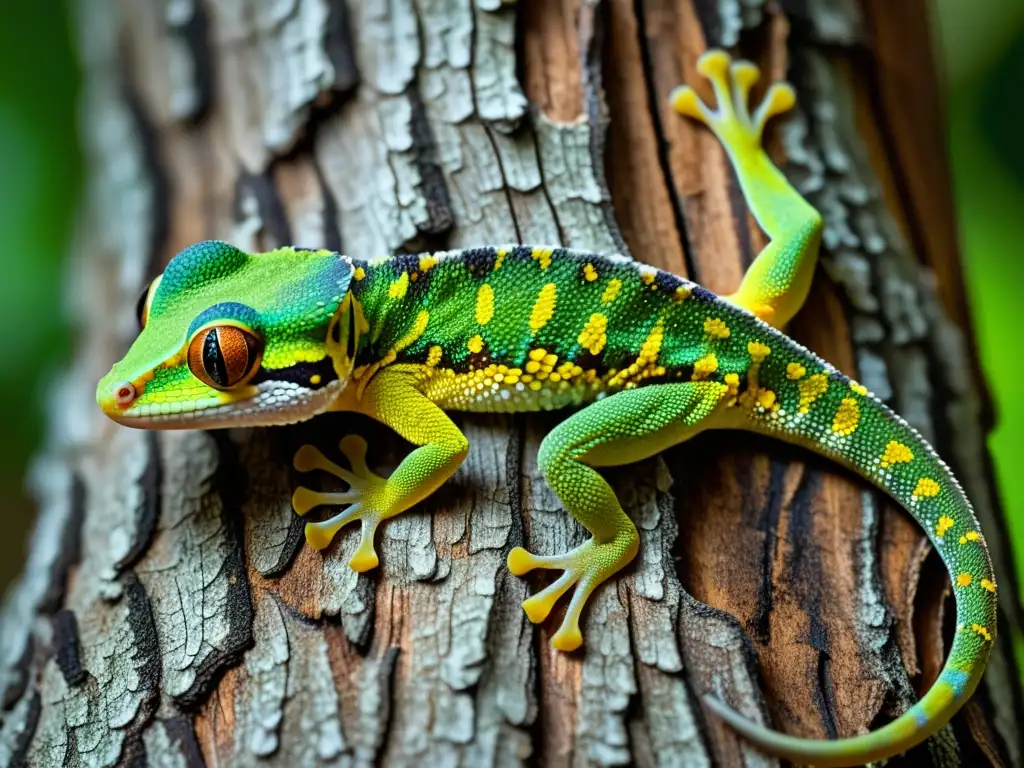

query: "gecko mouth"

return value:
[104, 379, 343, 430]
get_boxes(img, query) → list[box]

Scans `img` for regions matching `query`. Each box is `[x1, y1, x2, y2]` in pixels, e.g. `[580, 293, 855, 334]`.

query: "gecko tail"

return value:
[709, 373, 998, 766]
[701, 635, 987, 767]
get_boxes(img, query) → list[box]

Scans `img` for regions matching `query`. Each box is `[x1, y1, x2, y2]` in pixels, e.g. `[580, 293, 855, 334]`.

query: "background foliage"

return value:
[0, 0, 1020, 667]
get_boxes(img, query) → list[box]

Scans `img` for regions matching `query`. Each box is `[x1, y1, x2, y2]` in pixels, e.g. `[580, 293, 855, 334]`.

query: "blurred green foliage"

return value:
[0, 3, 79, 589]
[936, 0, 1024, 677]
[0, 0, 1021, 673]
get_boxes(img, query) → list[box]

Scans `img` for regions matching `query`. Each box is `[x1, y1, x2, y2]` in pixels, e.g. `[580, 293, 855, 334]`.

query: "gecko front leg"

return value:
[291, 368, 469, 571]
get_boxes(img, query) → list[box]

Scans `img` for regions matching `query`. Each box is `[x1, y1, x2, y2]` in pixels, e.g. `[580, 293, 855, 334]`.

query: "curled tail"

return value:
[714, 368, 998, 767]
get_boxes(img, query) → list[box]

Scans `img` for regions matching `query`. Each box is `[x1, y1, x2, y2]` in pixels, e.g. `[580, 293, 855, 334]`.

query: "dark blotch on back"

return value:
[691, 285, 718, 303]
[654, 270, 685, 295]
[461, 247, 500, 277]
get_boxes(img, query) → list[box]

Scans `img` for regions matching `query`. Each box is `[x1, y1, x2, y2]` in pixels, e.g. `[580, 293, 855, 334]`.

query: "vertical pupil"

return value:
[203, 329, 230, 387]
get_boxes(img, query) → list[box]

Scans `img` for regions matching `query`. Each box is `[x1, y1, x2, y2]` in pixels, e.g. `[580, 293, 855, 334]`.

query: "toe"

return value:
[293, 444, 361, 486]
[521, 570, 576, 623]
[306, 518, 343, 551]
[551, 624, 584, 652]
[669, 86, 711, 122]
[338, 434, 371, 476]
[697, 49, 731, 80]
[755, 82, 796, 127]
[507, 546, 537, 576]
[293, 486, 323, 516]
[294, 444, 327, 473]
[730, 59, 760, 88]
[292, 486, 359, 515]
[349, 546, 380, 572]
[522, 594, 554, 624]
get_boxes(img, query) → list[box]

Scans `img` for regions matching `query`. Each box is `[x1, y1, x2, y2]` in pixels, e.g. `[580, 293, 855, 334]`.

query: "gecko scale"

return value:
[97, 51, 996, 767]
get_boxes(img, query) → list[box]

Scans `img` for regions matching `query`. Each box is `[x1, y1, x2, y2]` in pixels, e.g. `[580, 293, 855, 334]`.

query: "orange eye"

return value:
[187, 326, 263, 390]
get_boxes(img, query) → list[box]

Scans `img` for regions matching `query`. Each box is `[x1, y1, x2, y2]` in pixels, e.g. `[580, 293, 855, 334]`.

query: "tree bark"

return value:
[1, 0, 1022, 766]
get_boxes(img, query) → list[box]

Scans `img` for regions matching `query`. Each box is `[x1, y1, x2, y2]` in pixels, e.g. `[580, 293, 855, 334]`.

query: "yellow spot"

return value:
[704, 317, 731, 340]
[310, 374, 322, 385]
[584, 263, 598, 281]
[577, 313, 608, 355]
[980, 578, 996, 593]
[959, 531, 981, 545]
[692, 354, 718, 380]
[956, 573, 973, 587]
[797, 373, 829, 414]
[786, 362, 806, 380]
[970, 623, 992, 642]
[529, 283, 557, 332]
[529, 348, 546, 361]
[936, 514, 955, 538]
[353, 267, 366, 281]
[724, 372, 740, 395]
[674, 285, 692, 302]
[640, 268, 656, 285]
[602, 279, 622, 304]
[831, 397, 861, 436]
[388, 271, 409, 299]
[495, 248, 507, 270]
[850, 381, 868, 396]
[426, 346, 443, 367]
[639, 321, 664, 365]
[756, 389, 777, 409]
[467, 335, 484, 354]
[913, 477, 940, 499]
[419, 255, 438, 274]
[476, 284, 495, 325]
[400, 311, 429, 349]
[748, 341, 771, 362]
[531, 247, 554, 270]
[880, 441, 914, 469]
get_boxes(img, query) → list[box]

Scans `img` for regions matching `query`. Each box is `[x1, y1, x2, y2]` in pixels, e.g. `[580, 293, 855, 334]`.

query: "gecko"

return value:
[97, 50, 996, 767]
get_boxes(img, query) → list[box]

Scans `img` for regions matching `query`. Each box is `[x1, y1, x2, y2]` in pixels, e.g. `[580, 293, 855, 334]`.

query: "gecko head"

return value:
[97, 240, 361, 430]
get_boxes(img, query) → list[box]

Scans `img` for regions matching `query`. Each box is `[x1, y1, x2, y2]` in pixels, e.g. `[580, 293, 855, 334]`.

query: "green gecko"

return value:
[97, 50, 996, 767]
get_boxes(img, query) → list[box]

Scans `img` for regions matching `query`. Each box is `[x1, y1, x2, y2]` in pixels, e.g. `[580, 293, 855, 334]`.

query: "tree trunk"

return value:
[2, 0, 1022, 766]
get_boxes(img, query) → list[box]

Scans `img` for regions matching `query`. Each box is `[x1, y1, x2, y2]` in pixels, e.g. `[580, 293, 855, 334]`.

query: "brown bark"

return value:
[1, 0, 1021, 766]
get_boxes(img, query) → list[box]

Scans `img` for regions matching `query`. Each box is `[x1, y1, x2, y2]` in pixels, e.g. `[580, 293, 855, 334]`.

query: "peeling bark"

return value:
[1, 0, 1021, 766]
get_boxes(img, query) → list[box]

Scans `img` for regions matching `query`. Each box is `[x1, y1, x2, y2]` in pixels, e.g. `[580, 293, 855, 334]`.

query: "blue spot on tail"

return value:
[941, 668, 971, 699]
[911, 704, 929, 726]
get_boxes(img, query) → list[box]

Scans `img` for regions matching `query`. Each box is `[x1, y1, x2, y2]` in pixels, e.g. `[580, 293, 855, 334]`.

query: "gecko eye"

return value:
[187, 325, 263, 390]
[135, 274, 163, 329]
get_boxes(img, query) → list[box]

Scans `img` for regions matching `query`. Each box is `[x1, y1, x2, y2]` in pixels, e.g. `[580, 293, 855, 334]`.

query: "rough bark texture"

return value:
[1, 0, 1022, 766]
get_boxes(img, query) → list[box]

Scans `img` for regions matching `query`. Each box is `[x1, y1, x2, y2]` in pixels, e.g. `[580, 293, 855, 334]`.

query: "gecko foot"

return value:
[292, 434, 389, 571]
[670, 49, 795, 147]
[508, 531, 638, 651]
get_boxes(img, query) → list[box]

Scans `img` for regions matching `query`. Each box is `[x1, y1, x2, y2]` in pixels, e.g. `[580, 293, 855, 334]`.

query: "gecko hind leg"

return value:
[671, 49, 823, 329]
[508, 381, 729, 651]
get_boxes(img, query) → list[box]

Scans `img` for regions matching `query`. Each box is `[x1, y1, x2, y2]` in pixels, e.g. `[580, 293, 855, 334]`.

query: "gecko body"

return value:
[97, 51, 996, 767]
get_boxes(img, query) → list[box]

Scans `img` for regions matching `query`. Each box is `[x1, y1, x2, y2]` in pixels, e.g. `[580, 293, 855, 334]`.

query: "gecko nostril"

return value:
[114, 382, 136, 407]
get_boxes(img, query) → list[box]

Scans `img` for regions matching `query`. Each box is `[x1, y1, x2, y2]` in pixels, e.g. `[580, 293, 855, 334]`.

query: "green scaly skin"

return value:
[96, 50, 996, 767]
